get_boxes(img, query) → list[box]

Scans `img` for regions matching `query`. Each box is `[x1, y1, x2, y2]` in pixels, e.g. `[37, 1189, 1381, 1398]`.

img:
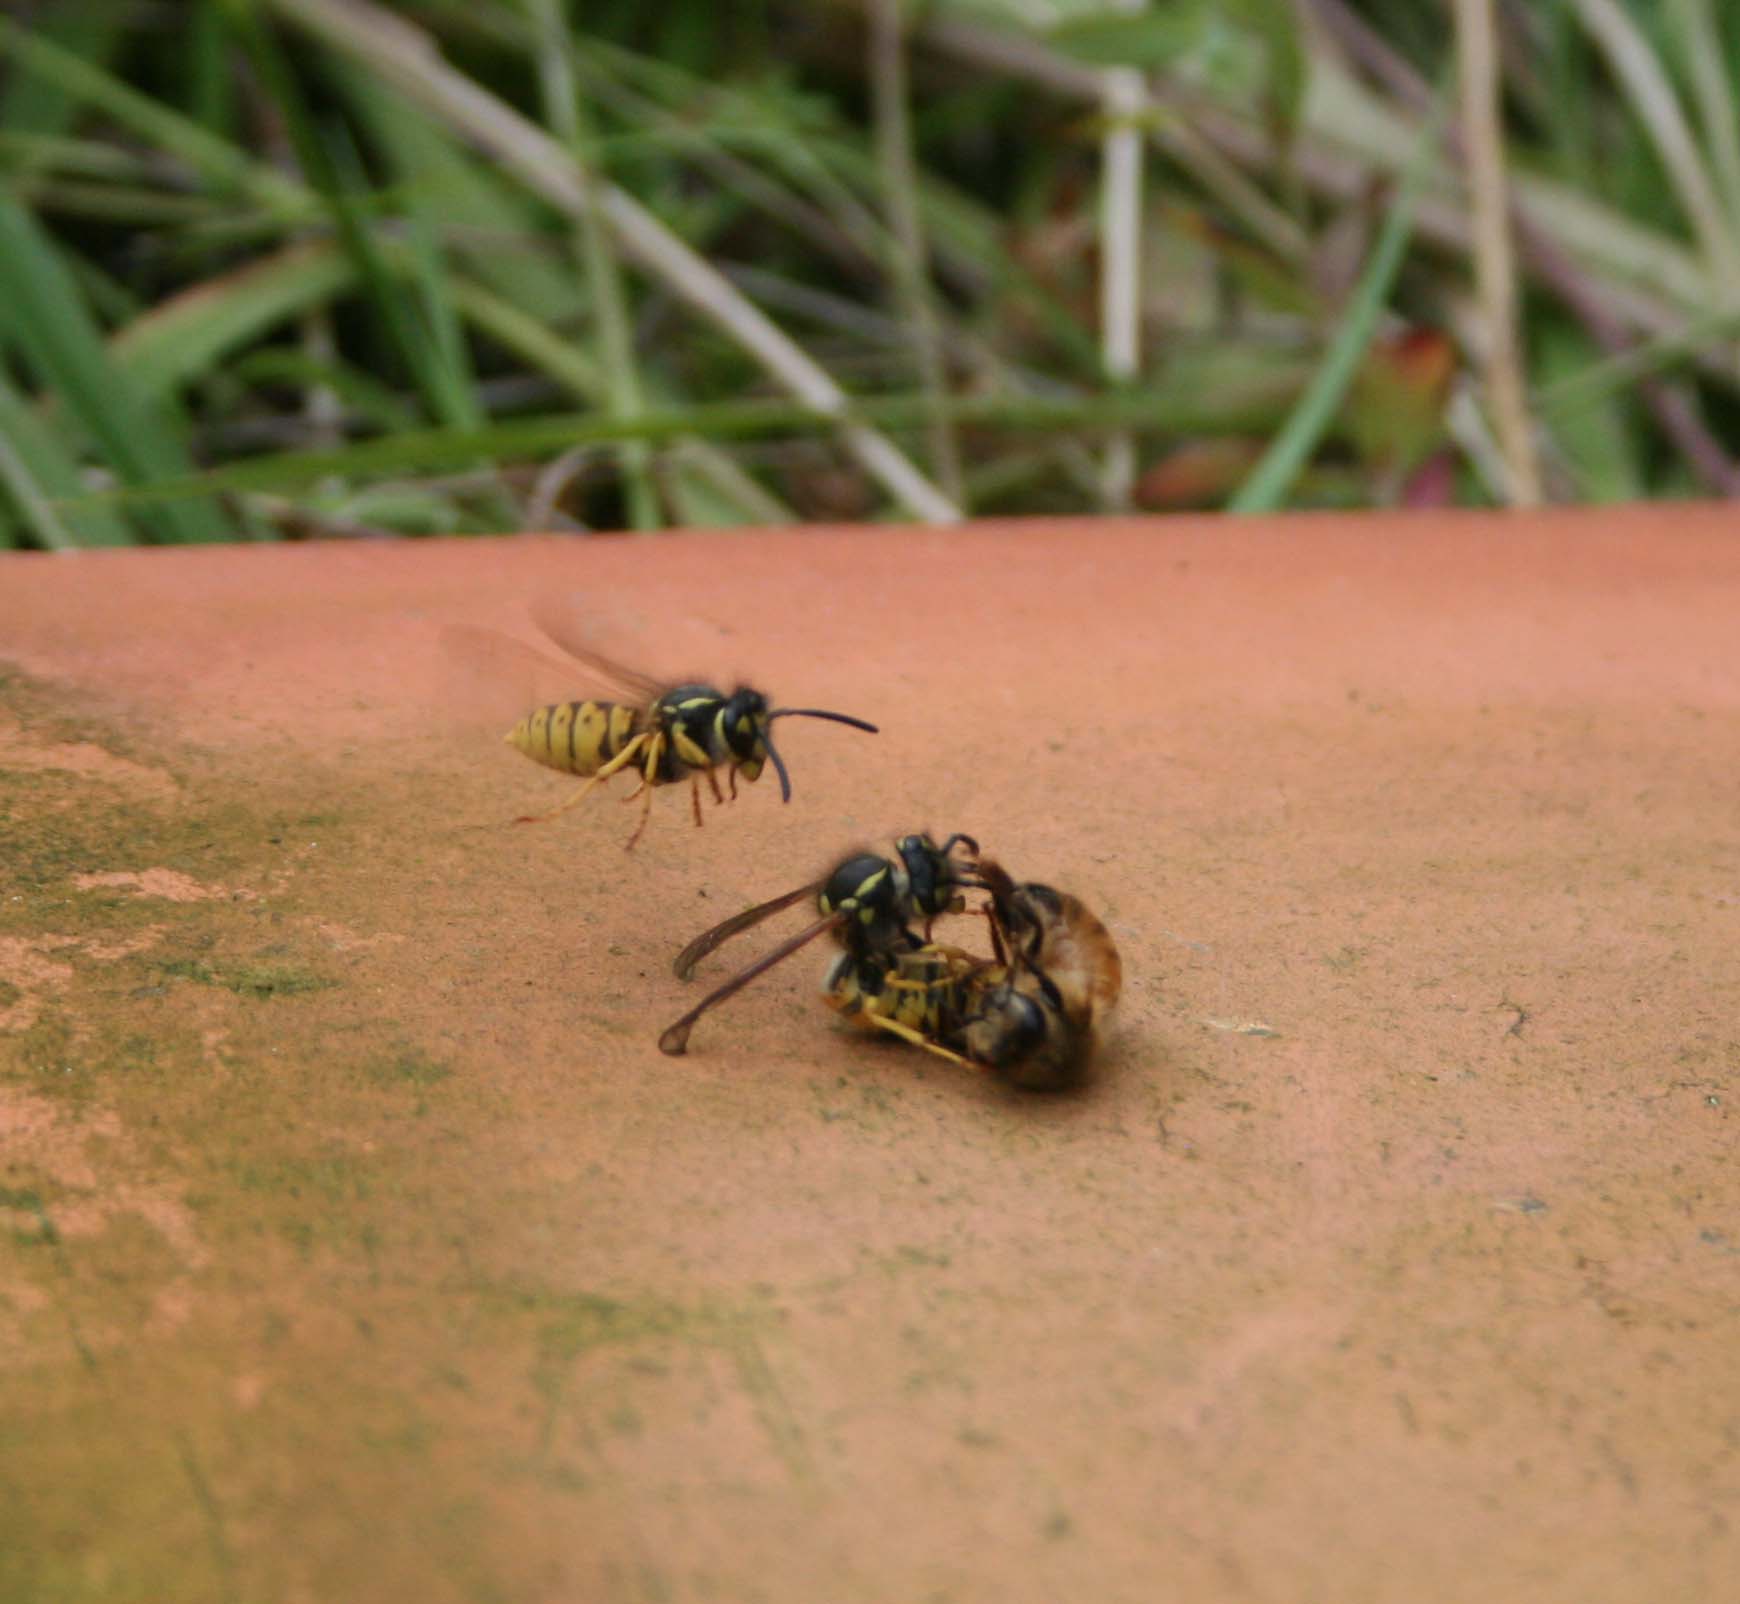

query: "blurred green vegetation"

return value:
[1, 0, 1738, 542]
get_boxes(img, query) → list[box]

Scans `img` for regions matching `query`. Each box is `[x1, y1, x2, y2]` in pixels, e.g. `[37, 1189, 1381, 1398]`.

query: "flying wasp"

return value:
[447, 618, 878, 849]
[658, 833, 982, 1054]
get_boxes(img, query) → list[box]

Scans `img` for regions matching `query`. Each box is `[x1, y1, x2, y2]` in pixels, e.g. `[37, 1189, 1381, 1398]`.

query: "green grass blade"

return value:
[1228, 94, 1449, 514]
[0, 368, 133, 549]
[0, 16, 306, 216]
[451, 274, 796, 527]
[185, 0, 240, 140]
[525, 0, 661, 530]
[1534, 326, 1643, 502]
[110, 240, 356, 402]
[0, 196, 228, 543]
[0, 4, 125, 139]
[67, 377, 1307, 512]
[341, 72, 488, 432]
[1536, 305, 1740, 414]
[230, 348, 417, 434]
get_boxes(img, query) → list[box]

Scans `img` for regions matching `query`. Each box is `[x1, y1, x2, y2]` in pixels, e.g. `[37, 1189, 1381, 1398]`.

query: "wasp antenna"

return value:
[658, 910, 846, 1055]
[764, 736, 794, 803]
[768, 708, 880, 734]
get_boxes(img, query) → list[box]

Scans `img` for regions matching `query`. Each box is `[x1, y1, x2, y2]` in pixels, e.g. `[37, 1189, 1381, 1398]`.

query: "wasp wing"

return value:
[528, 596, 674, 703]
[660, 909, 845, 1055]
[673, 877, 828, 980]
[436, 623, 611, 733]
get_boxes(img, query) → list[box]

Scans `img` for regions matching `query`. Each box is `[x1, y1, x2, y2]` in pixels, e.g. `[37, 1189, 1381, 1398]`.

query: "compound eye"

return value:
[1009, 993, 1047, 1051]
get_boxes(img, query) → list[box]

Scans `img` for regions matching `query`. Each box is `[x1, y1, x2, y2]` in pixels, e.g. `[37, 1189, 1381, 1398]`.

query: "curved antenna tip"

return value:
[769, 708, 879, 734]
[764, 737, 794, 802]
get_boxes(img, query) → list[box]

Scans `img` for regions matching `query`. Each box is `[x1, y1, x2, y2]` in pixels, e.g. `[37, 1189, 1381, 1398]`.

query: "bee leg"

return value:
[860, 1012, 974, 1067]
[515, 734, 649, 824]
[623, 733, 665, 851]
[985, 907, 1010, 968]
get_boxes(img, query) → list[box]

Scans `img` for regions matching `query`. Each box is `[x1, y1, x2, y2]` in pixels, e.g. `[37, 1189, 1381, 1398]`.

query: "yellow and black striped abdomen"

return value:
[506, 700, 641, 776]
[828, 947, 980, 1038]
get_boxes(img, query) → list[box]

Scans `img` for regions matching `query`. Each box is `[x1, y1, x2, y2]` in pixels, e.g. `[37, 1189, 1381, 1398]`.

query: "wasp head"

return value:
[716, 688, 778, 788]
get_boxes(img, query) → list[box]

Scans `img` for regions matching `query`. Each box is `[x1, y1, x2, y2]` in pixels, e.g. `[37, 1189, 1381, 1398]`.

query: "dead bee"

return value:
[659, 841, 1122, 1093]
[657, 833, 980, 1054]
[951, 859, 1123, 1091]
[448, 619, 877, 849]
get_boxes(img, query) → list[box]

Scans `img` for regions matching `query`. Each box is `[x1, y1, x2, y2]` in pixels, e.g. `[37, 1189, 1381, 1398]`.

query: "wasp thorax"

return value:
[818, 854, 893, 917]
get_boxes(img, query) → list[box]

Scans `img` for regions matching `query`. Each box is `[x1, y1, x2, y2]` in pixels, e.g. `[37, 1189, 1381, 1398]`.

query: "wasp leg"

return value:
[728, 765, 739, 801]
[705, 768, 726, 807]
[623, 732, 666, 851]
[689, 776, 706, 828]
[515, 733, 650, 824]
[859, 1012, 974, 1067]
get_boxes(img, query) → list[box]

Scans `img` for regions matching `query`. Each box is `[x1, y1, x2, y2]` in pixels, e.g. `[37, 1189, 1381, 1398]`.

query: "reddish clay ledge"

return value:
[2, 505, 1737, 1603]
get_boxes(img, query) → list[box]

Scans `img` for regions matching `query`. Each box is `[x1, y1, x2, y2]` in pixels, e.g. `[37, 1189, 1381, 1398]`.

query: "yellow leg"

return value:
[861, 1011, 974, 1067]
[882, 947, 984, 993]
[515, 734, 649, 824]
[623, 732, 665, 851]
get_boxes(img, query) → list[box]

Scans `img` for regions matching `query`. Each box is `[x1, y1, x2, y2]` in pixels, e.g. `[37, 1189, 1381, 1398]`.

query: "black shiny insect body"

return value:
[956, 860, 1123, 1091]
[819, 935, 1087, 1092]
[821, 857, 1123, 1091]
[658, 833, 980, 1053]
[658, 839, 1121, 1094]
[823, 939, 991, 1057]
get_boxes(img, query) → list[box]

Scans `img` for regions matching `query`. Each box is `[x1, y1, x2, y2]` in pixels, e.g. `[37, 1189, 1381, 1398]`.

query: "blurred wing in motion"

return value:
[435, 623, 613, 734]
[528, 595, 674, 704]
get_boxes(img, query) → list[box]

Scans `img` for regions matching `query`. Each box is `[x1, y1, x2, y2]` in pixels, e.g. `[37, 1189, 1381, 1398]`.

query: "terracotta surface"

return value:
[2, 508, 1737, 1603]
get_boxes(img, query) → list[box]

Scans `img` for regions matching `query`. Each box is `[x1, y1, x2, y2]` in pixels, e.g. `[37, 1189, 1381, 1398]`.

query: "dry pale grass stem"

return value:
[1453, 0, 1542, 505]
[1098, 1, 1147, 511]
